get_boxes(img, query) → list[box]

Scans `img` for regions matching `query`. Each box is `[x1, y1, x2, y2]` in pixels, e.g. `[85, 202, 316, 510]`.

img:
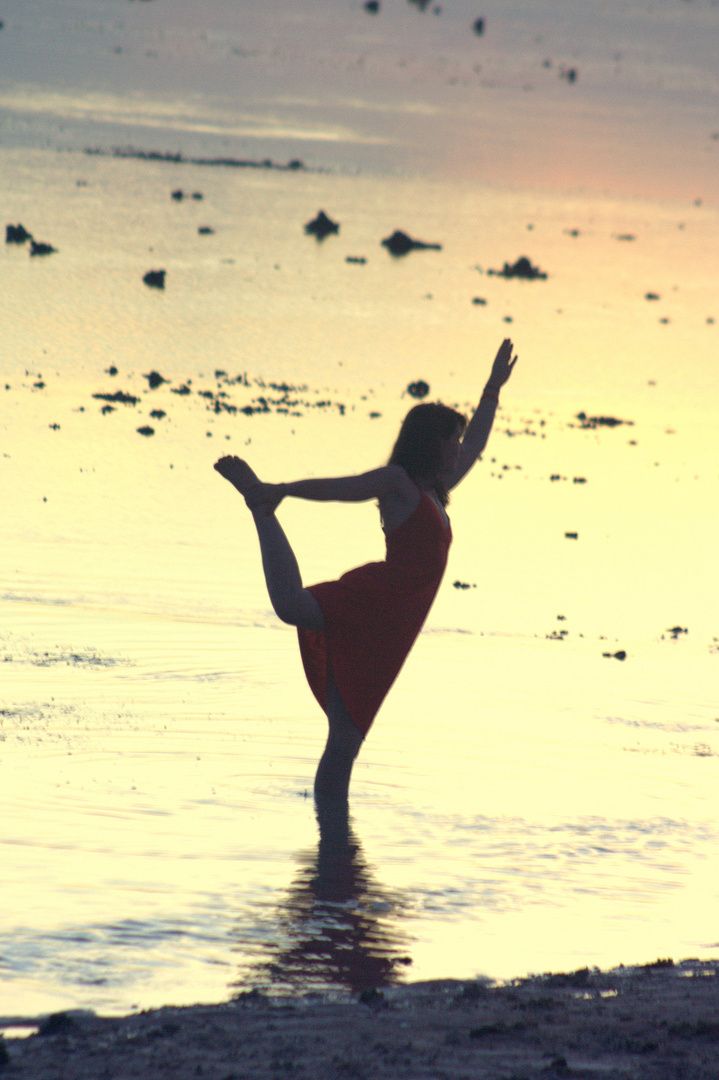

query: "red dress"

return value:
[297, 492, 452, 736]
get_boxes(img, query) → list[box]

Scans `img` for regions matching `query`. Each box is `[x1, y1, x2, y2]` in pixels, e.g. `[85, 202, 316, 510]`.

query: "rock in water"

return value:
[143, 371, 168, 389]
[304, 210, 340, 239]
[487, 256, 547, 279]
[6, 223, 33, 244]
[30, 240, 58, 256]
[143, 269, 166, 289]
[381, 230, 442, 256]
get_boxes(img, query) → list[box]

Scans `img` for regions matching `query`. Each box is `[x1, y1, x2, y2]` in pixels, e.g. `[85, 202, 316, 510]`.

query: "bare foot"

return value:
[213, 456, 261, 496]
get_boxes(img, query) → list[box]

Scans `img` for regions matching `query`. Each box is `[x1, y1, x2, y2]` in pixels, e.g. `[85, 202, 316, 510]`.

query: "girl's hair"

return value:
[388, 402, 467, 506]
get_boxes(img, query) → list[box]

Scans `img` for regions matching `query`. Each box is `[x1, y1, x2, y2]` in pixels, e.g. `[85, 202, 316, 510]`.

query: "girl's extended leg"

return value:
[215, 457, 323, 630]
[314, 673, 364, 802]
[215, 456, 363, 799]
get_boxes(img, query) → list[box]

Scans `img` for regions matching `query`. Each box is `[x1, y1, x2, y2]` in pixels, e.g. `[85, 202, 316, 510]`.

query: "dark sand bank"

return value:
[3, 960, 718, 1079]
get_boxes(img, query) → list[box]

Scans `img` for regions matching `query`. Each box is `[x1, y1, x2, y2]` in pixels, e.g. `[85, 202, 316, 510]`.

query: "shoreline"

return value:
[3, 959, 718, 1079]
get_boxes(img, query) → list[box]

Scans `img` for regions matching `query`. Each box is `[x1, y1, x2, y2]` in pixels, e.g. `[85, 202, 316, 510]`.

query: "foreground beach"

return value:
[3, 960, 718, 1079]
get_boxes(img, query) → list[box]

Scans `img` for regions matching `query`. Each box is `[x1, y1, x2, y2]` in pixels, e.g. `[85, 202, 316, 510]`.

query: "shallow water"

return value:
[2, 0, 719, 1020]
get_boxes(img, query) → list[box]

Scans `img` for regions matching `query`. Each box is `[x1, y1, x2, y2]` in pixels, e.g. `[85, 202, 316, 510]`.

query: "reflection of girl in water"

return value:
[238, 800, 414, 995]
[215, 338, 517, 801]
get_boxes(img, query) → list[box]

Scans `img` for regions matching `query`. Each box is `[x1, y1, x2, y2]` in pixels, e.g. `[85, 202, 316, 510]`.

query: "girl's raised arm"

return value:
[448, 337, 518, 490]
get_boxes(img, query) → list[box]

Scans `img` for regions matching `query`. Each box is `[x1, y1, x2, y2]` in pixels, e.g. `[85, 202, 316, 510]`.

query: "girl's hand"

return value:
[244, 482, 285, 515]
[487, 338, 518, 388]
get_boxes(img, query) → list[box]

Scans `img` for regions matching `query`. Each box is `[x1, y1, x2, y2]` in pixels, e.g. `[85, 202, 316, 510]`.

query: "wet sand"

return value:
[3, 960, 719, 1079]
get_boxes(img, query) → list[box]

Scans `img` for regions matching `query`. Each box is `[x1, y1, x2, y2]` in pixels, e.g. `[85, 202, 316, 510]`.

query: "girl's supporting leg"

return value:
[314, 673, 364, 802]
[215, 456, 323, 630]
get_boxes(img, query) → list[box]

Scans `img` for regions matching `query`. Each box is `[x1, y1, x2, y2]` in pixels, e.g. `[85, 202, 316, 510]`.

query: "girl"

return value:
[215, 338, 517, 801]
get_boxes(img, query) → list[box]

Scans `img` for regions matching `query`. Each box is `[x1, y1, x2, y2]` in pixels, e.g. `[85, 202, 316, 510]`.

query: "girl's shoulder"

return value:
[383, 463, 418, 497]
[379, 467, 422, 535]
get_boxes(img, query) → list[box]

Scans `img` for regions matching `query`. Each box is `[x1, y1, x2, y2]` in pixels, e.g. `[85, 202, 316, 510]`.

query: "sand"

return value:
[3, 960, 719, 1079]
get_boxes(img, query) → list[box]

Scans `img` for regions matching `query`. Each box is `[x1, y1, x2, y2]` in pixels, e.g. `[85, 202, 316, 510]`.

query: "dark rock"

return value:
[92, 390, 139, 405]
[544, 967, 591, 989]
[101, 405, 115, 414]
[191, 192, 203, 200]
[198, 226, 214, 234]
[561, 67, 577, 83]
[87, 147, 306, 171]
[38, 1013, 82, 1037]
[573, 476, 587, 483]
[171, 383, 191, 395]
[6, 223, 33, 244]
[472, 17, 485, 35]
[602, 650, 627, 660]
[30, 240, 57, 256]
[564, 532, 578, 539]
[472, 297, 487, 305]
[345, 256, 367, 264]
[364, 0, 380, 11]
[469, 1022, 508, 1038]
[171, 189, 184, 200]
[381, 230, 442, 256]
[304, 210, 339, 239]
[453, 580, 475, 589]
[137, 426, 155, 436]
[575, 412, 632, 429]
[645, 292, 660, 300]
[234, 988, 267, 1005]
[667, 626, 688, 639]
[107, 365, 118, 376]
[143, 371, 168, 388]
[487, 256, 547, 279]
[546, 1055, 570, 1073]
[143, 269, 166, 288]
[614, 233, 636, 241]
[456, 981, 488, 1002]
[358, 988, 385, 1006]
[407, 380, 430, 399]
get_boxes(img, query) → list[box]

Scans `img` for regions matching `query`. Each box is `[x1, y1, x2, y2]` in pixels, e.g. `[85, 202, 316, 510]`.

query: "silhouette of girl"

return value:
[215, 338, 517, 801]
